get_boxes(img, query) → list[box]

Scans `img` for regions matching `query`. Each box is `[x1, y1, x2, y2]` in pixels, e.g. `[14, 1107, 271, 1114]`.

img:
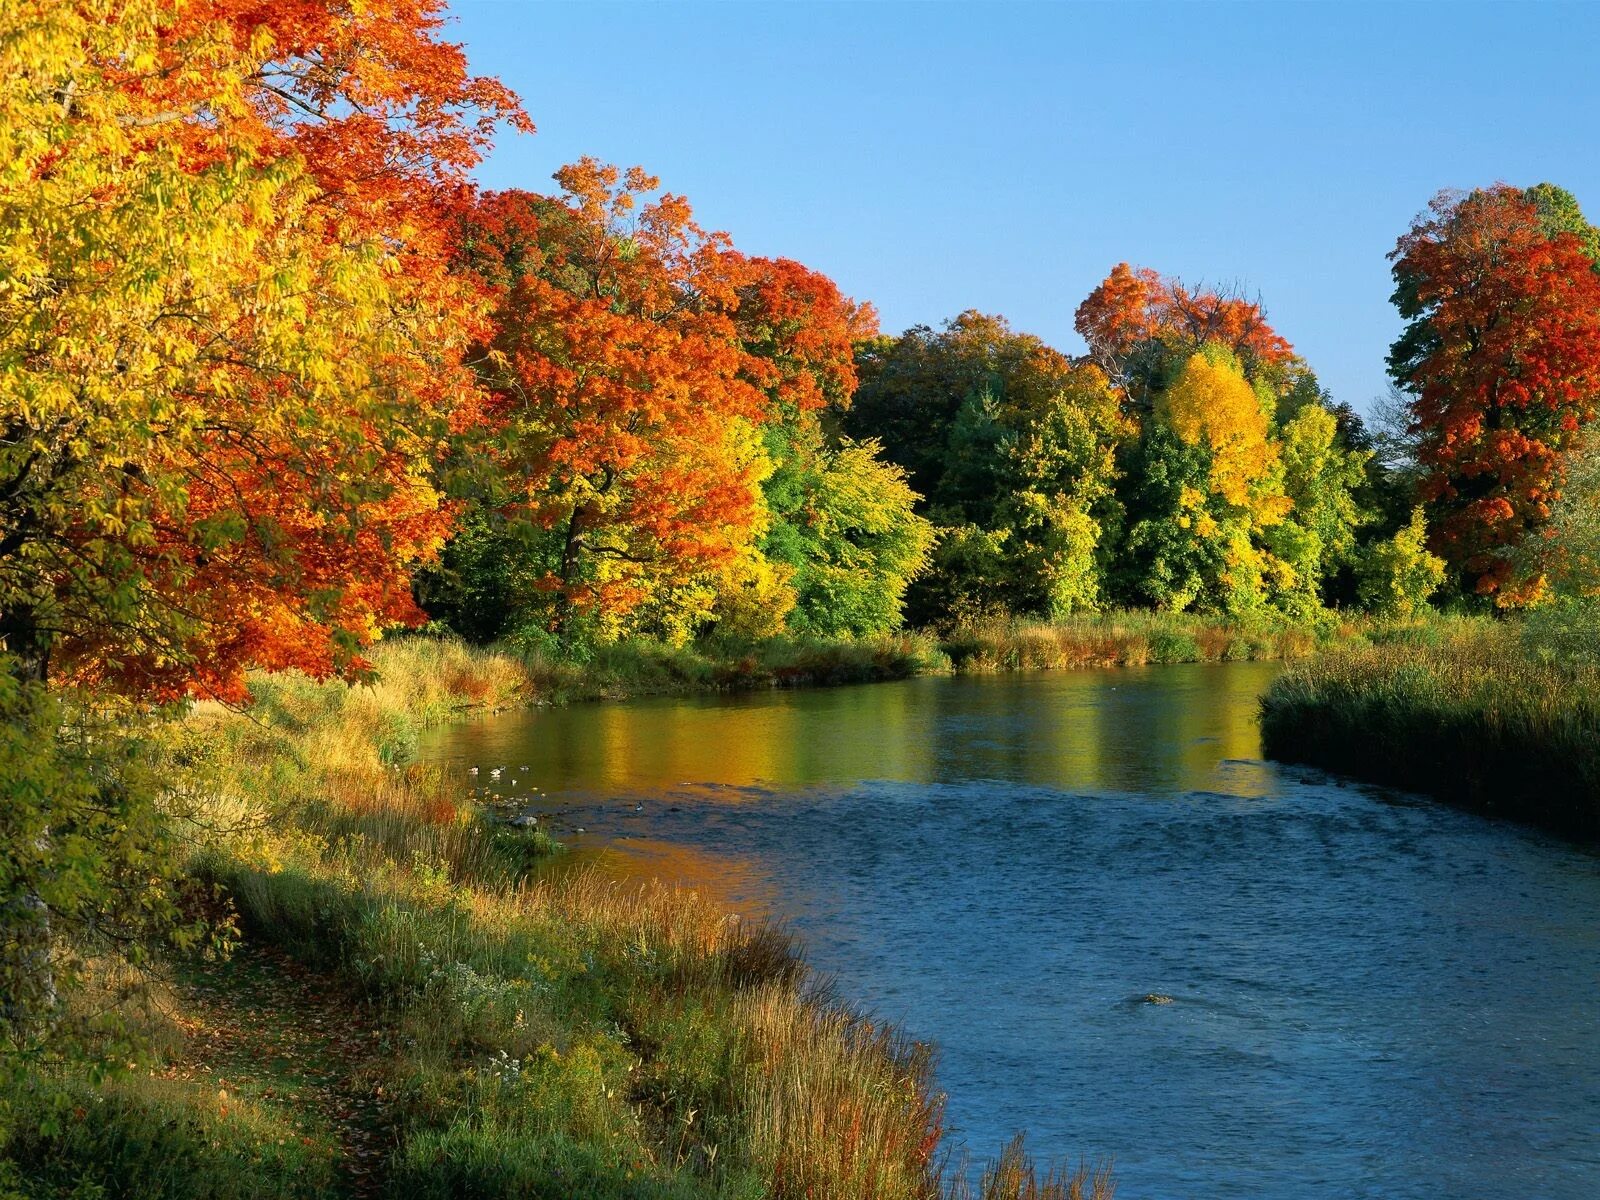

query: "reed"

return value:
[1260, 618, 1600, 836]
[937, 611, 1327, 673]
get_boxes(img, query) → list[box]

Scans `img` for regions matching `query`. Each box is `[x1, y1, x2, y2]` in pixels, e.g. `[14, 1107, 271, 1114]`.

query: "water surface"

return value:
[420, 663, 1600, 1199]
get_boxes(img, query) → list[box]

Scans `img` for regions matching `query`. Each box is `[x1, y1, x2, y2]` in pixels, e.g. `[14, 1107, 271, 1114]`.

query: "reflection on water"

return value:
[419, 662, 1600, 1200]
[427, 662, 1277, 801]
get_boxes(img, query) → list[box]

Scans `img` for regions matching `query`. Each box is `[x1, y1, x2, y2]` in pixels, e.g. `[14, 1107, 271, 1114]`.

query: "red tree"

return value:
[6, 0, 528, 702]
[459, 165, 774, 629]
[1389, 185, 1600, 602]
[735, 256, 878, 415]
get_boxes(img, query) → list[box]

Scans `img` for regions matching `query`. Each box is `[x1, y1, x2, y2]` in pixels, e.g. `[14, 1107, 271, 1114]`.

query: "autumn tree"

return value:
[1, 0, 522, 1044]
[1074, 264, 1296, 403]
[732, 258, 932, 636]
[1117, 347, 1290, 614]
[2, 0, 524, 701]
[1389, 184, 1600, 604]
[452, 170, 777, 643]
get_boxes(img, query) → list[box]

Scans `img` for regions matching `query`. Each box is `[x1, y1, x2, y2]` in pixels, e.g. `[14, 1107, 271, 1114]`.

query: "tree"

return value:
[775, 439, 935, 637]
[1267, 402, 1372, 612]
[848, 312, 1081, 500]
[457, 169, 771, 642]
[1115, 347, 1294, 616]
[1156, 348, 1287, 516]
[1114, 425, 1225, 612]
[2, 0, 525, 702]
[731, 257, 931, 637]
[850, 314, 1123, 624]
[1357, 508, 1446, 619]
[1520, 432, 1600, 661]
[1389, 184, 1600, 604]
[1, 0, 521, 1048]
[986, 366, 1128, 617]
[1074, 264, 1295, 402]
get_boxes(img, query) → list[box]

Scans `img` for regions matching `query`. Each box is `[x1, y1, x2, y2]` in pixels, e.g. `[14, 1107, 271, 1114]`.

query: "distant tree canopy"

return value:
[843, 275, 1385, 626]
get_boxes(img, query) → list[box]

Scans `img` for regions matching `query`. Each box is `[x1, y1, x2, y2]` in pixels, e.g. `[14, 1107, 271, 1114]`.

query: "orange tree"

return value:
[1074, 263, 1295, 404]
[1389, 184, 1600, 604]
[2, 0, 525, 700]
[453, 165, 774, 643]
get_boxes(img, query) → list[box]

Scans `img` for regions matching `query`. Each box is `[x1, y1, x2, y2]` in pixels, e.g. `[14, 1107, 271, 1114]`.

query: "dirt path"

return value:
[157, 943, 396, 1198]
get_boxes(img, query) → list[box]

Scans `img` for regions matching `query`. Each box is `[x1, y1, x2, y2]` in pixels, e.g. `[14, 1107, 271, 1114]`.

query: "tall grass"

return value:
[1260, 617, 1600, 836]
[937, 611, 1330, 672]
[506, 630, 952, 700]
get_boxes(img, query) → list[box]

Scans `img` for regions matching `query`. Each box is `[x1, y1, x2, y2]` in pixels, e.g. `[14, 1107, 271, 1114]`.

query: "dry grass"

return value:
[9, 632, 1119, 1198]
[938, 612, 1326, 672]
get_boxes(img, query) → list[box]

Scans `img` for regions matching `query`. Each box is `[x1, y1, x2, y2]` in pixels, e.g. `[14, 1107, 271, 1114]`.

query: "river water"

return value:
[418, 662, 1600, 1199]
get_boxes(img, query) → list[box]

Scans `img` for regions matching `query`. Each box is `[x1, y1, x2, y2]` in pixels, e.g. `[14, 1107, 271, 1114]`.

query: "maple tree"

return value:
[1389, 185, 1600, 603]
[1, 0, 525, 1052]
[457, 167, 773, 639]
[1074, 263, 1295, 397]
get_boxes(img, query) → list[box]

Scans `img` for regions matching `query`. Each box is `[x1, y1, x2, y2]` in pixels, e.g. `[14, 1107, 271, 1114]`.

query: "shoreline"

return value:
[1259, 622, 1600, 840]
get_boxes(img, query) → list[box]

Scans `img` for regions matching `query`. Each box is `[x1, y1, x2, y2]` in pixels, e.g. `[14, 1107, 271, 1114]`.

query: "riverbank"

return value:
[1260, 619, 1600, 838]
[3, 638, 1108, 1199]
[508, 610, 1342, 707]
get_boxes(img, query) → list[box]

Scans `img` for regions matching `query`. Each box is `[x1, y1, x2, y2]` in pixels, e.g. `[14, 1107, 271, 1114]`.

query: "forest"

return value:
[5, 1, 1600, 1197]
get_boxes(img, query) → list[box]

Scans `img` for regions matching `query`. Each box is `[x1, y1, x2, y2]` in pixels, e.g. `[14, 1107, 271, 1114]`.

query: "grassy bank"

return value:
[935, 612, 1329, 672]
[1259, 619, 1600, 837]
[499, 609, 1342, 707]
[4, 639, 1111, 1200]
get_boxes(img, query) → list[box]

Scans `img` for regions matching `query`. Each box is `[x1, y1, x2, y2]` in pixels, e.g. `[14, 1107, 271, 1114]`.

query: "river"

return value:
[418, 661, 1600, 1199]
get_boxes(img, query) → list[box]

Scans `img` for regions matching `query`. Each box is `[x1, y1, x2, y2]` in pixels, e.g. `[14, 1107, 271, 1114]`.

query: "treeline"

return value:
[420, 181, 1600, 654]
[421, 207, 1433, 651]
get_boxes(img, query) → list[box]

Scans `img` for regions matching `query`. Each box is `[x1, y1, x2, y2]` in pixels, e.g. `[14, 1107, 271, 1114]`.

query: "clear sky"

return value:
[450, 0, 1600, 416]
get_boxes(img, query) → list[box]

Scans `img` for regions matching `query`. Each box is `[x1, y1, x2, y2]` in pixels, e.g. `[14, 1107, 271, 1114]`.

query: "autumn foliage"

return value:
[4, 3, 1595, 680]
[457, 169, 771, 632]
[1075, 262, 1295, 385]
[2, 0, 526, 701]
[1389, 185, 1600, 603]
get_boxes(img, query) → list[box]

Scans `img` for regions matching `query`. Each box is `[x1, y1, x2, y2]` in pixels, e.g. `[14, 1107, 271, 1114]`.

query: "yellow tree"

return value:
[1132, 346, 1293, 613]
[1157, 349, 1287, 518]
[1, 0, 520, 1045]
[2, 0, 522, 701]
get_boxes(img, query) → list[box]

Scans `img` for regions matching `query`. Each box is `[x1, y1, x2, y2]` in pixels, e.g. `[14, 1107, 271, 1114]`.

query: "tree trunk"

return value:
[551, 505, 585, 635]
[0, 602, 57, 1040]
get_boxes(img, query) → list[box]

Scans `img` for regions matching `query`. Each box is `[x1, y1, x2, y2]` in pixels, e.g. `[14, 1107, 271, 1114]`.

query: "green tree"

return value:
[1357, 508, 1446, 618]
[1113, 425, 1226, 612]
[848, 312, 1082, 501]
[1266, 403, 1372, 613]
[764, 434, 934, 637]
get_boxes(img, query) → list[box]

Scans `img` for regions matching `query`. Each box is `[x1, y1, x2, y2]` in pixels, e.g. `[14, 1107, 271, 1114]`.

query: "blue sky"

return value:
[451, 0, 1600, 416]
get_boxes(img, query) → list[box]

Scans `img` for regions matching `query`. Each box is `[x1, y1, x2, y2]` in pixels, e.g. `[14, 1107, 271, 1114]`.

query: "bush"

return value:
[1, 1074, 337, 1200]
